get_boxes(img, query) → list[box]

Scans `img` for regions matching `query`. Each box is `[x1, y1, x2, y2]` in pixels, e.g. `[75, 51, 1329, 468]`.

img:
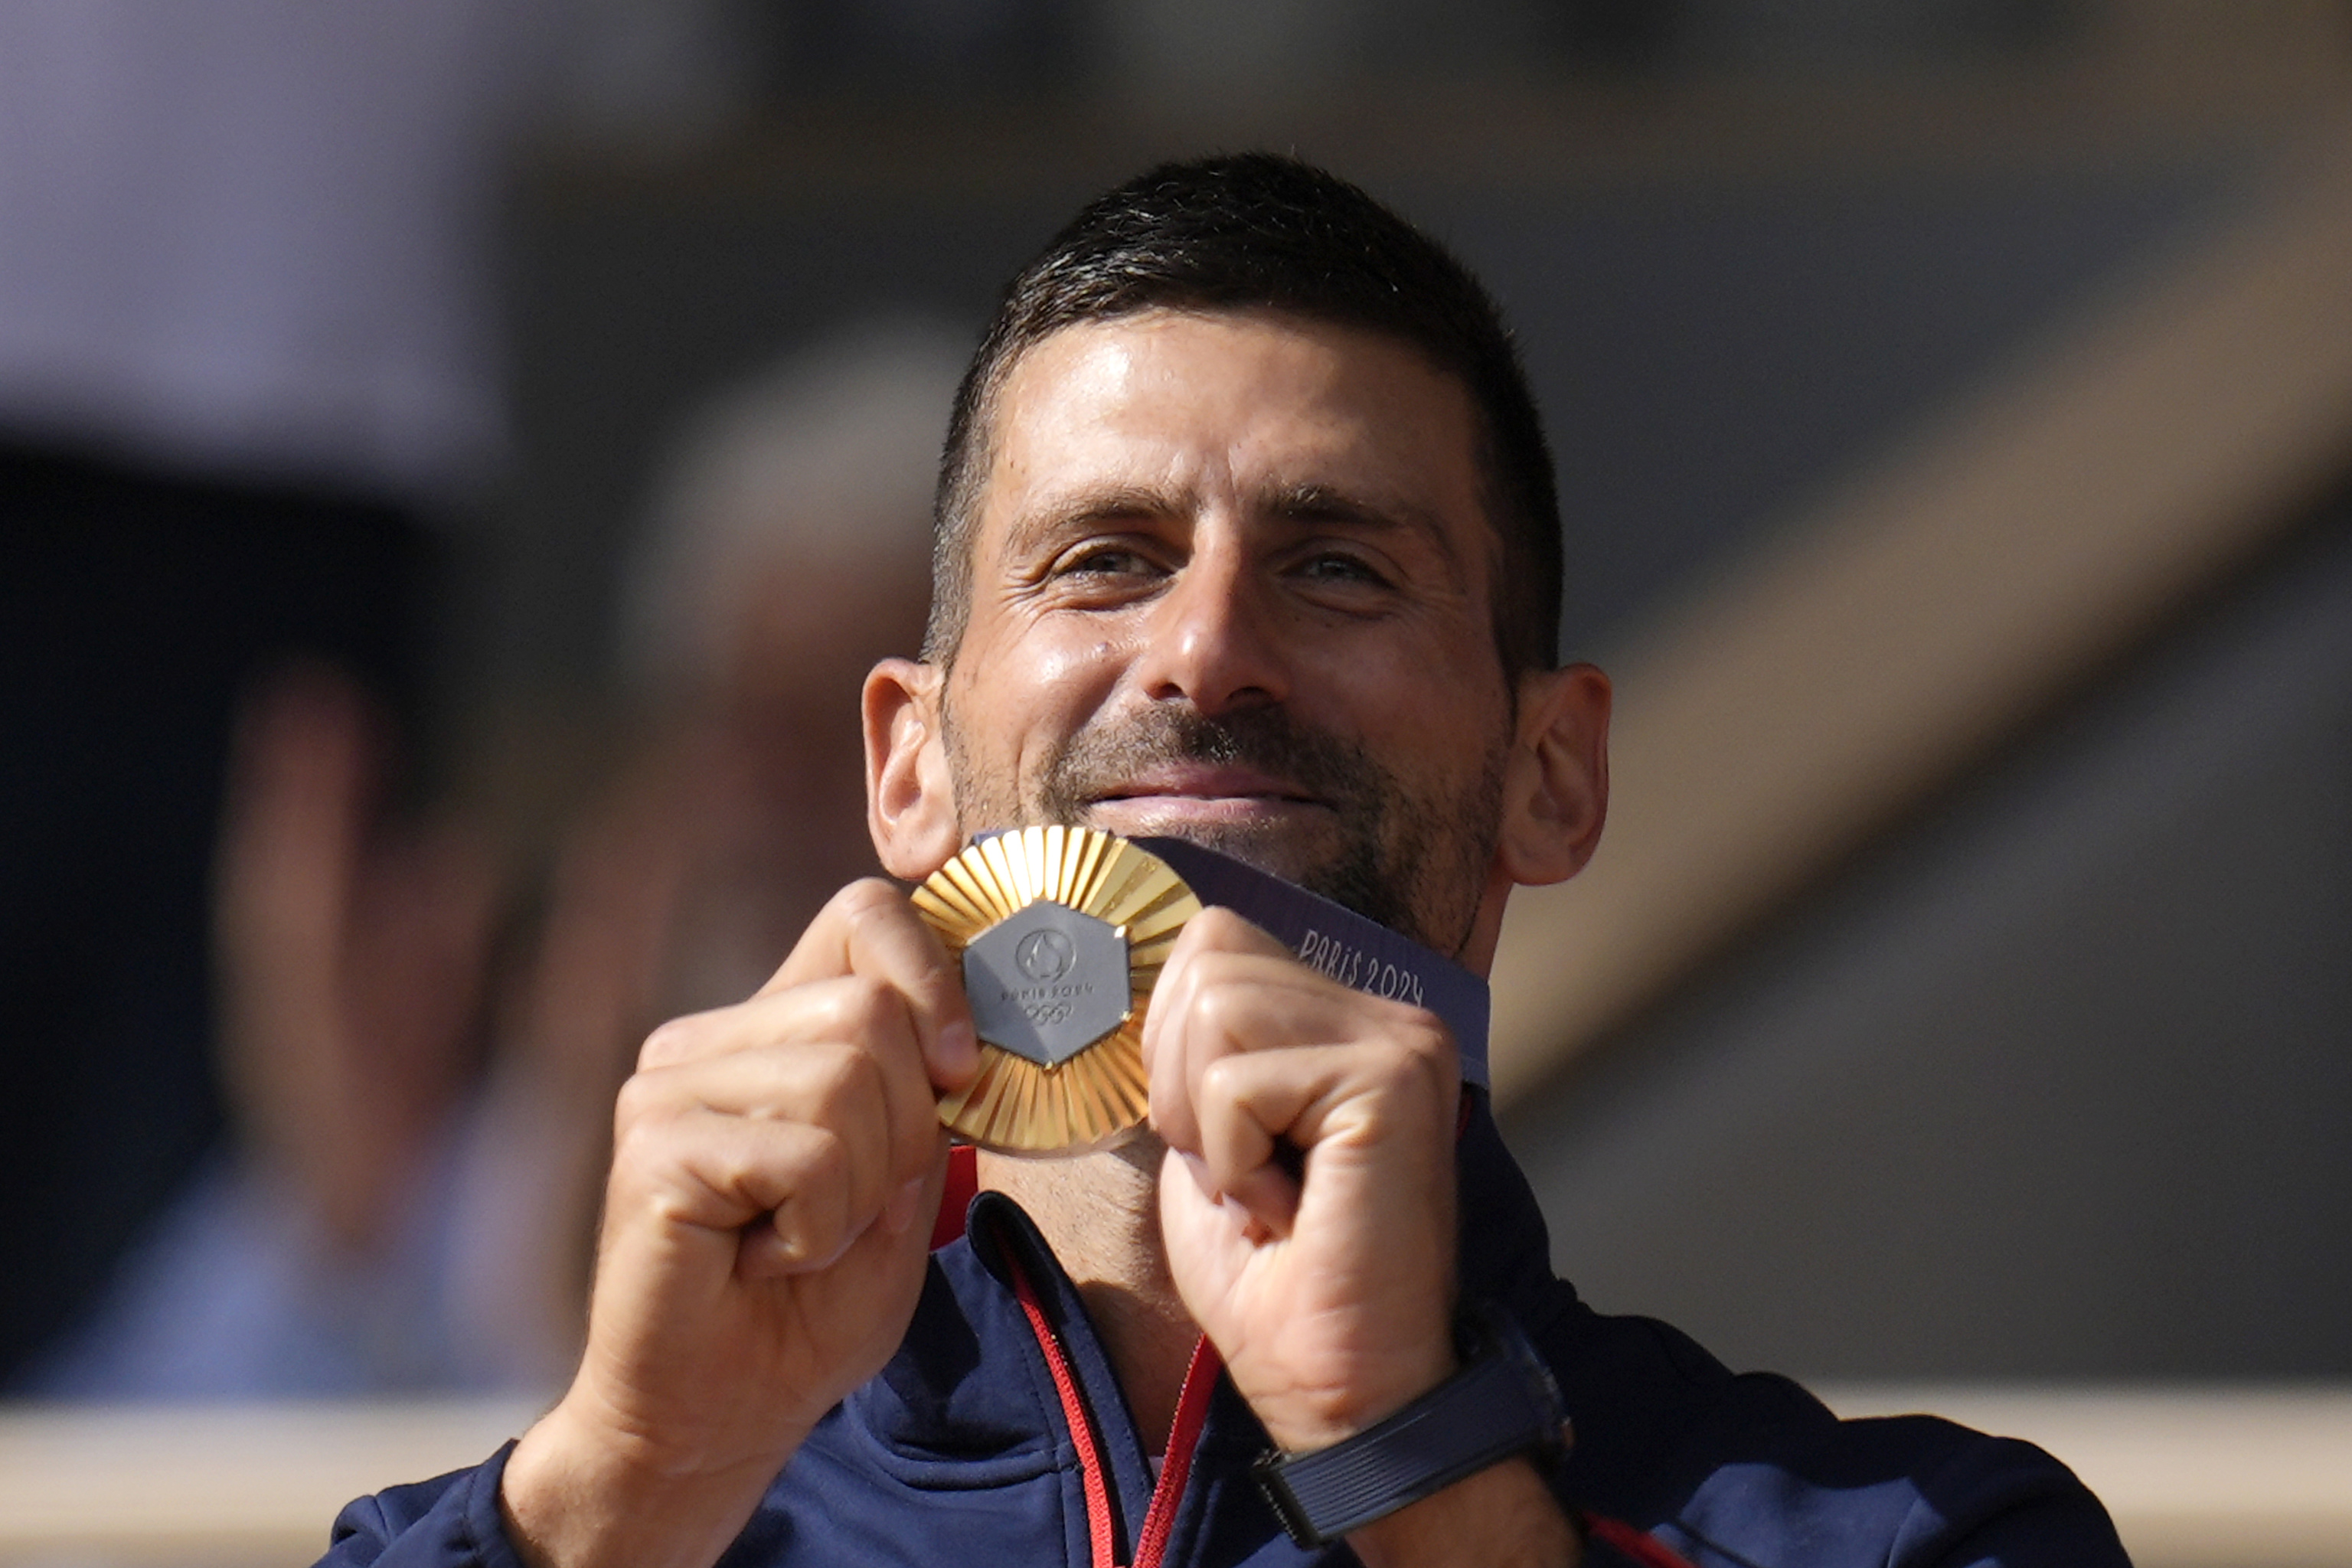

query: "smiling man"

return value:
[321, 156, 2127, 1568]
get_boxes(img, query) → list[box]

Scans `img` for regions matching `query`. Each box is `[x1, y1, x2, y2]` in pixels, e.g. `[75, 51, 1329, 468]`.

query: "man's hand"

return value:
[1145, 908, 1460, 1451]
[501, 880, 978, 1568]
[1145, 910, 1577, 1568]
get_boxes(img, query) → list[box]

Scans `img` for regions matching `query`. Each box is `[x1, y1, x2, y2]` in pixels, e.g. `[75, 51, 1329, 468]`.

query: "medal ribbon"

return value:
[1132, 836, 1491, 1094]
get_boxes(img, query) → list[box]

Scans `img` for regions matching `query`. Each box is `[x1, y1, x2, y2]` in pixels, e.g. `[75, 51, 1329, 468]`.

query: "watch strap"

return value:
[1253, 1303, 1570, 1547]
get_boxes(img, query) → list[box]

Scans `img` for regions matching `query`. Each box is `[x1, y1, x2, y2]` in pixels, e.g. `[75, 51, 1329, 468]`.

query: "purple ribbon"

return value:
[1134, 837, 1491, 1093]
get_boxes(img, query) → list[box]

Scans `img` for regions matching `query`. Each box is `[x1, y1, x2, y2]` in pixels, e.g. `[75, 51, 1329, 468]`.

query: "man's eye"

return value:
[1295, 551, 1388, 586]
[1056, 544, 1158, 578]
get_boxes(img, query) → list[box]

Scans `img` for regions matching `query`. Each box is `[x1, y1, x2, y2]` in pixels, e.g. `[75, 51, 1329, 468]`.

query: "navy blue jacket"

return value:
[320, 1108, 2128, 1567]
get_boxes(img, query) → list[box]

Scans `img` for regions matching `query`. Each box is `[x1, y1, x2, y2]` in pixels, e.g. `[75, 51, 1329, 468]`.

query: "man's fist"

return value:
[1142, 908, 1462, 1454]
[501, 879, 977, 1568]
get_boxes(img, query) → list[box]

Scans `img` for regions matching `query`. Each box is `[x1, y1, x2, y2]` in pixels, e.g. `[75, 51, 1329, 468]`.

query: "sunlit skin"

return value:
[881, 308, 1530, 958]
[498, 307, 1609, 1568]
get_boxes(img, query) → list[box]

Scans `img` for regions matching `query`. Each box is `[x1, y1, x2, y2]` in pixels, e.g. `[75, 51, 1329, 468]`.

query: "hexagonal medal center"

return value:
[963, 900, 1131, 1067]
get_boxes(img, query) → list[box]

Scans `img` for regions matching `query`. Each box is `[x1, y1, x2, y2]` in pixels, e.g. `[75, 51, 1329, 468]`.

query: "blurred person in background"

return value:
[0, 0, 541, 1388]
[449, 319, 965, 1385]
[602, 318, 967, 1017]
[0, 0, 762, 1392]
[17, 322, 963, 1396]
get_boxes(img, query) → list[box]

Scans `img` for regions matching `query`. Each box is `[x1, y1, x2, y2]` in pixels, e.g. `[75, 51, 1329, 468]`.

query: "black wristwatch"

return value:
[1253, 1302, 1572, 1547]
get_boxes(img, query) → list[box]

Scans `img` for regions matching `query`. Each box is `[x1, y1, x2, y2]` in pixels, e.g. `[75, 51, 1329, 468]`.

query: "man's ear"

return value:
[1496, 662, 1610, 887]
[864, 657, 962, 880]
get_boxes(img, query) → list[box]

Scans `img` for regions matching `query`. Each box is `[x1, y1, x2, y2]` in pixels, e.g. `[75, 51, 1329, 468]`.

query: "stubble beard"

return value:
[940, 698, 1506, 961]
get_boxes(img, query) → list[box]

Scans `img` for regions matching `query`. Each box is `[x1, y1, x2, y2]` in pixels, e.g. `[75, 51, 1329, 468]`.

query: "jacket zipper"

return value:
[1003, 1237, 1221, 1568]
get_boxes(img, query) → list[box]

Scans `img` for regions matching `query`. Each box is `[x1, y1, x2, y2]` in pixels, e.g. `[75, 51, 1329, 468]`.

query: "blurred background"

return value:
[0, 0, 2347, 1562]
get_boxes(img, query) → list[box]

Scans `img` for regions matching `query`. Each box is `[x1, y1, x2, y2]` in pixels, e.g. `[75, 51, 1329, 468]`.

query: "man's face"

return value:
[931, 307, 1518, 958]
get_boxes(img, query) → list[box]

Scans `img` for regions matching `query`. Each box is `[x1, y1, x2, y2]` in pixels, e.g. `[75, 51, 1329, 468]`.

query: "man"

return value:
[323, 155, 2128, 1567]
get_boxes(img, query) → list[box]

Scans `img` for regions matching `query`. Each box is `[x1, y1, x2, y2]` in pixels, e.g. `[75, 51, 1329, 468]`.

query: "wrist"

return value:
[1256, 1339, 1459, 1456]
[1254, 1302, 1570, 1550]
[501, 1394, 808, 1568]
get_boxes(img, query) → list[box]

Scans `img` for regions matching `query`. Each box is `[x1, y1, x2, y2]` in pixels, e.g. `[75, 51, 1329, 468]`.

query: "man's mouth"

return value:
[1029, 705, 1369, 856]
[1083, 766, 1328, 828]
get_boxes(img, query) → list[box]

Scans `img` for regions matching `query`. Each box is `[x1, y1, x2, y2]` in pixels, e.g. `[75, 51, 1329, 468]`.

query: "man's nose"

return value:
[1133, 550, 1288, 715]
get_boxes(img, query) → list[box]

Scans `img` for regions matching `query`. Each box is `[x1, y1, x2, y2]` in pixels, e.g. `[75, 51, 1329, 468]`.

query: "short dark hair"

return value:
[924, 152, 1563, 676]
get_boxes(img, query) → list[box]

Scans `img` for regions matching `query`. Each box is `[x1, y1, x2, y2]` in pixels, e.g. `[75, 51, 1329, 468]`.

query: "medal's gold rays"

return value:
[913, 827, 1198, 1155]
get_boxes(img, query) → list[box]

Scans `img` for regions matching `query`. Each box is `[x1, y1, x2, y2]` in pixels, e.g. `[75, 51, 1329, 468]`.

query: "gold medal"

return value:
[913, 825, 1199, 1155]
